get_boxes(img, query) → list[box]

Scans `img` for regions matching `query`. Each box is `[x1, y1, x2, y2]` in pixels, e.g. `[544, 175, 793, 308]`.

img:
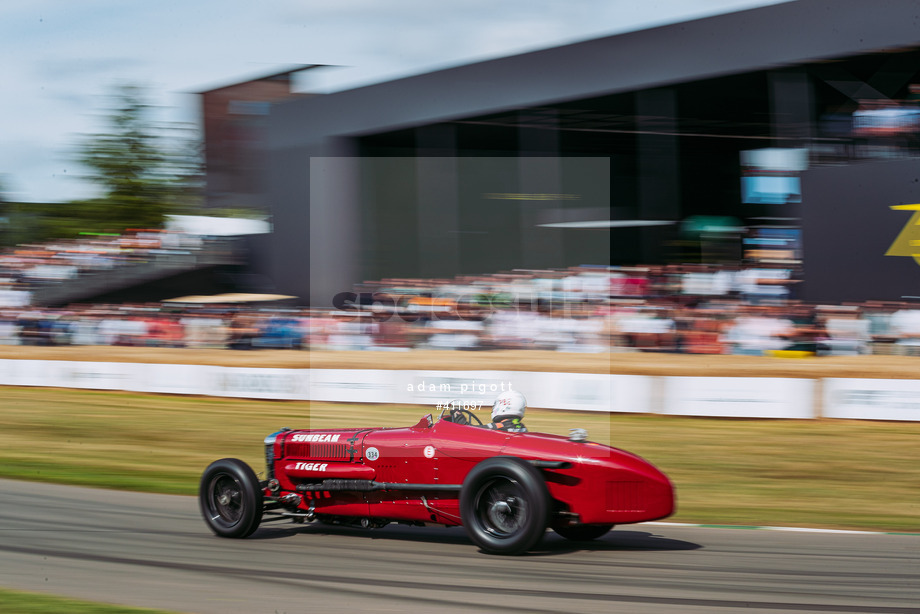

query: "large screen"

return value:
[741, 175, 801, 204]
[741, 148, 808, 205]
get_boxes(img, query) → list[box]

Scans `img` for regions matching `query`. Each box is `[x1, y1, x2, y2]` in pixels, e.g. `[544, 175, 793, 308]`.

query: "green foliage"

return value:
[1, 84, 203, 247]
[1, 202, 86, 246]
[0, 589, 178, 614]
[19, 85, 202, 240]
[1, 199, 139, 247]
[73, 83, 202, 232]
[202, 207, 268, 220]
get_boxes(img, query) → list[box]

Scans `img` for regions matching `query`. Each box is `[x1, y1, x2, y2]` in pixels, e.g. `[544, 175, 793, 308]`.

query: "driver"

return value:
[487, 390, 528, 432]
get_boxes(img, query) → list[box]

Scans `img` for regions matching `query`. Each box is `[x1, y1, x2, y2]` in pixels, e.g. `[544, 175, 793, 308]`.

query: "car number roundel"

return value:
[423, 445, 436, 459]
[365, 447, 380, 461]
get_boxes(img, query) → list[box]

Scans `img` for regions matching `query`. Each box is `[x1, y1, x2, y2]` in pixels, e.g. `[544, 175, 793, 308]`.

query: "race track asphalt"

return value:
[0, 478, 917, 614]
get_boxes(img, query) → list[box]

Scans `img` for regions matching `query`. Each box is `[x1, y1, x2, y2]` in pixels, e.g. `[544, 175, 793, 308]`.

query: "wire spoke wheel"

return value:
[475, 477, 528, 537]
[460, 456, 549, 555]
[207, 474, 244, 524]
[199, 458, 263, 538]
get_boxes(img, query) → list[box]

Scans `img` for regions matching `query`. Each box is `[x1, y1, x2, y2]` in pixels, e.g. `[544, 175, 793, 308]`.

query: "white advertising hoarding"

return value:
[824, 378, 920, 421]
[307, 369, 397, 404]
[21, 360, 915, 422]
[0, 360, 626, 412]
[0, 359, 136, 390]
[662, 377, 815, 419]
[533, 373, 649, 413]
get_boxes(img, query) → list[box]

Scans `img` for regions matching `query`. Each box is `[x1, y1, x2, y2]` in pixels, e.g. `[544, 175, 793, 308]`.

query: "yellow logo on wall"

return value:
[886, 204, 920, 264]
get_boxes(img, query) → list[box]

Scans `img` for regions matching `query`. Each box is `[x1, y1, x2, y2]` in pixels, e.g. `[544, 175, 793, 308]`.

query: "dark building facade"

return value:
[217, 0, 920, 305]
[198, 66, 323, 211]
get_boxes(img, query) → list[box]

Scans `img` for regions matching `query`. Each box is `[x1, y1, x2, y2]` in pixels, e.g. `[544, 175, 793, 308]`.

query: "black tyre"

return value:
[460, 456, 550, 555]
[552, 523, 613, 542]
[199, 458, 263, 538]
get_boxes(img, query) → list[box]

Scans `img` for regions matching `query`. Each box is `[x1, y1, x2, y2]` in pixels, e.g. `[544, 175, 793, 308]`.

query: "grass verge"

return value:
[1, 386, 918, 532]
[0, 588, 178, 614]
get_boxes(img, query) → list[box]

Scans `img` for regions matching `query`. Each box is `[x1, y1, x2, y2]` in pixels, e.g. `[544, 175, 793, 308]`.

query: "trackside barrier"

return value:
[0, 360, 620, 411]
[661, 377, 815, 419]
[0, 360, 307, 401]
[1, 359, 919, 420]
[823, 378, 920, 421]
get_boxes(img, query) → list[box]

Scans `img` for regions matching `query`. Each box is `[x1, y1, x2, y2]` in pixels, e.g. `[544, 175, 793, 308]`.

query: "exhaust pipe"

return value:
[280, 493, 302, 507]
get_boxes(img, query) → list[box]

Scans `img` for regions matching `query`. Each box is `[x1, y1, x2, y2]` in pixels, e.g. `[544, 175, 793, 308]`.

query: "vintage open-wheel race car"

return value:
[199, 405, 675, 555]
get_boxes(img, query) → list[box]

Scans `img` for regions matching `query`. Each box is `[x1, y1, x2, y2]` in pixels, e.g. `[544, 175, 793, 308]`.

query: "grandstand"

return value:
[213, 0, 920, 307]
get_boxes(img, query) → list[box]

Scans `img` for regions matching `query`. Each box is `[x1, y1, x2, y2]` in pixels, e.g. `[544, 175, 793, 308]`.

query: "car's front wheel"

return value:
[460, 456, 550, 555]
[552, 523, 614, 541]
[199, 458, 263, 538]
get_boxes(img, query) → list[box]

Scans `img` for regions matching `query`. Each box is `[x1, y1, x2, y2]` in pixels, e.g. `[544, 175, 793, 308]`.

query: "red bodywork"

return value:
[266, 414, 674, 527]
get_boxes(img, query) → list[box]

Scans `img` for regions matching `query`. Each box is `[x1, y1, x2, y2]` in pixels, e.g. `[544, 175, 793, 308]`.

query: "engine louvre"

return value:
[605, 480, 646, 512]
[284, 442, 349, 460]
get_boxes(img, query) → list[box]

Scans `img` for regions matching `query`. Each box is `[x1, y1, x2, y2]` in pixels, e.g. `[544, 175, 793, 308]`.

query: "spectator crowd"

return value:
[4, 262, 920, 356]
[0, 228, 208, 308]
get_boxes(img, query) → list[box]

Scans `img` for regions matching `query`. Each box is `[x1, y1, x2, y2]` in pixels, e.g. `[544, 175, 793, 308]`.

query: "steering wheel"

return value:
[440, 404, 484, 427]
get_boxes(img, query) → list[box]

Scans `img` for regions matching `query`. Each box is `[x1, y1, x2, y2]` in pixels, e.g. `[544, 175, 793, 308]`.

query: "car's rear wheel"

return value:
[199, 458, 263, 538]
[460, 456, 549, 555]
[552, 523, 614, 541]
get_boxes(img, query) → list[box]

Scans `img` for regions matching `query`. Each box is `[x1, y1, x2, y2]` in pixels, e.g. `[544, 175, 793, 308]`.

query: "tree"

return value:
[73, 83, 202, 232]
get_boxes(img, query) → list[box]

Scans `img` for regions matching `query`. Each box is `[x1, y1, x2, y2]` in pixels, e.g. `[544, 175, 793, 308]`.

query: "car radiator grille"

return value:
[605, 481, 645, 512]
[284, 442, 349, 460]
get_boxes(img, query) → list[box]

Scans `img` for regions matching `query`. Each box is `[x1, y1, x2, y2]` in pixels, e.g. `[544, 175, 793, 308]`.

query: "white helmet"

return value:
[491, 390, 526, 422]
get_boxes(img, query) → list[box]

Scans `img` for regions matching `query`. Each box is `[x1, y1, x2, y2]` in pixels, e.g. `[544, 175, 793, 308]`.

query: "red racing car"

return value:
[199, 406, 675, 555]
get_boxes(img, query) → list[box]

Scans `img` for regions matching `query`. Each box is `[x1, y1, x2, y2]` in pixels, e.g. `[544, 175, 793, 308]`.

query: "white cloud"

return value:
[0, 0, 787, 202]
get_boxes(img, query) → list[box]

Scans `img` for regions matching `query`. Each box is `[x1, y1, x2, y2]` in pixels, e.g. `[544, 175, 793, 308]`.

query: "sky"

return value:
[0, 0, 786, 204]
